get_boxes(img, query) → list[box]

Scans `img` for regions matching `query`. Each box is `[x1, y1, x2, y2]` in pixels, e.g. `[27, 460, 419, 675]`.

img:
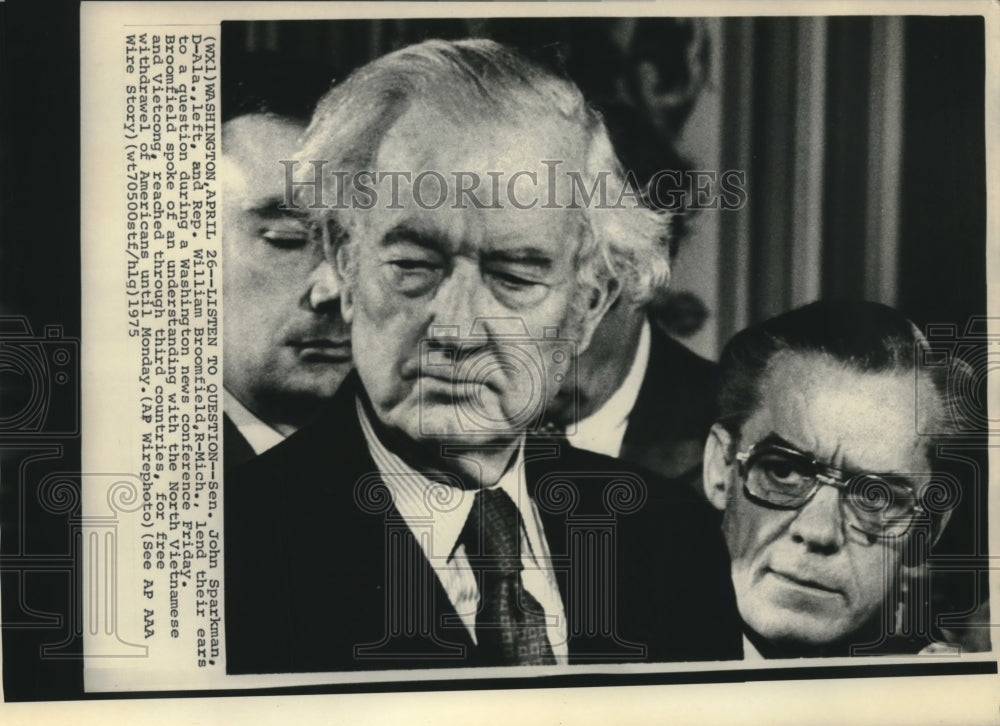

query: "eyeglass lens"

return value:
[744, 449, 918, 536]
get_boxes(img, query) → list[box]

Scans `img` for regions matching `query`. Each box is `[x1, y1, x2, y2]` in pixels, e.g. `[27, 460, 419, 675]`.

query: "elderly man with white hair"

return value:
[225, 39, 742, 675]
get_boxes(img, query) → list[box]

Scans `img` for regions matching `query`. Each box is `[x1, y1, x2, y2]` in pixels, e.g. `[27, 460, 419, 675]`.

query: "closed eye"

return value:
[261, 227, 309, 250]
[390, 258, 439, 271]
[490, 269, 540, 288]
[384, 256, 444, 295]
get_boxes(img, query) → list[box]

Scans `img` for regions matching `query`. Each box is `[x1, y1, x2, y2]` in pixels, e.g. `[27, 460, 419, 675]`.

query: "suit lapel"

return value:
[620, 317, 667, 455]
[619, 320, 717, 482]
[322, 376, 475, 663]
[523, 440, 581, 657]
[222, 412, 256, 470]
[250, 374, 471, 669]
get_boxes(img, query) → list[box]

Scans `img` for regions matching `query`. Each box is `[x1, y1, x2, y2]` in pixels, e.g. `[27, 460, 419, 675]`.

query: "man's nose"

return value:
[428, 262, 497, 336]
[307, 260, 341, 311]
[787, 485, 846, 554]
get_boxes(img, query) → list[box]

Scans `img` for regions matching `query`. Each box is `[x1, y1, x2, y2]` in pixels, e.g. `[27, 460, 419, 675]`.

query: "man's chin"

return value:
[280, 370, 351, 400]
[742, 602, 856, 648]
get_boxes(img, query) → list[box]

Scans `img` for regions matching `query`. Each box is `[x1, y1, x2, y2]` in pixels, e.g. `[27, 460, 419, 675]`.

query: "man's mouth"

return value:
[766, 568, 843, 595]
[290, 340, 352, 363]
[420, 371, 492, 390]
[408, 369, 509, 406]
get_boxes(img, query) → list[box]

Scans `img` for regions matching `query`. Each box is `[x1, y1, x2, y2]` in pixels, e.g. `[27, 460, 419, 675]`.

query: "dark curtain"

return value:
[715, 16, 985, 344]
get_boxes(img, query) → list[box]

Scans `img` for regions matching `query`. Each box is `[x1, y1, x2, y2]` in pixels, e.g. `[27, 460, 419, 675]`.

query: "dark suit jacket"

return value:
[223, 412, 257, 472]
[225, 373, 741, 675]
[619, 320, 718, 486]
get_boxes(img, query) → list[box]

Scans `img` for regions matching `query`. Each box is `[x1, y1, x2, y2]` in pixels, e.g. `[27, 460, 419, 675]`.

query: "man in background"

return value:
[221, 111, 350, 467]
[545, 104, 717, 487]
[220, 56, 350, 467]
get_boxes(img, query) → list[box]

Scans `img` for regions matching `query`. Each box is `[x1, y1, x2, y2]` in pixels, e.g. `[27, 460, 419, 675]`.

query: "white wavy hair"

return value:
[296, 38, 673, 305]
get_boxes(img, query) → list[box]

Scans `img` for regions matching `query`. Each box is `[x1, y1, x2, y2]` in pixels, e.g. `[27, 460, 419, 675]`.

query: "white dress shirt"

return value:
[567, 318, 651, 458]
[742, 634, 765, 661]
[223, 388, 286, 456]
[357, 398, 569, 663]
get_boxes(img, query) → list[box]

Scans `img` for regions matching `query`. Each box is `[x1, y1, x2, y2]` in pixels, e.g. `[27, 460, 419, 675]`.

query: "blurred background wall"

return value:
[677, 16, 985, 360]
[223, 15, 986, 361]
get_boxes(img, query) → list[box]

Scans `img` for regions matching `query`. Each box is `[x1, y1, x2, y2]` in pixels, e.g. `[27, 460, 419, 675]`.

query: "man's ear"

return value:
[574, 277, 620, 353]
[703, 423, 735, 512]
[932, 509, 953, 547]
[902, 470, 957, 568]
[333, 242, 355, 324]
[905, 508, 954, 567]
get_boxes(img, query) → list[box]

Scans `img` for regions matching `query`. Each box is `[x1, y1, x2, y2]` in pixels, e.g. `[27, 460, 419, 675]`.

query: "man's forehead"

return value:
[223, 114, 305, 182]
[744, 352, 931, 473]
[353, 105, 591, 254]
[365, 200, 582, 255]
[374, 104, 585, 176]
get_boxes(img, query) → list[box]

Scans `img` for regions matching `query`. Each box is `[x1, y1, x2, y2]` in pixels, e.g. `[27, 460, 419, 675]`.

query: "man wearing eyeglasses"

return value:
[702, 301, 964, 658]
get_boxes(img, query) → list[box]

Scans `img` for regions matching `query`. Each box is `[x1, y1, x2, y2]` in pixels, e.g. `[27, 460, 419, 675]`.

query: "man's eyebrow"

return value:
[755, 432, 917, 480]
[837, 455, 917, 481]
[251, 198, 307, 220]
[380, 225, 448, 253]
[481, 248, 553, 270]
[754, 432, 811, 457]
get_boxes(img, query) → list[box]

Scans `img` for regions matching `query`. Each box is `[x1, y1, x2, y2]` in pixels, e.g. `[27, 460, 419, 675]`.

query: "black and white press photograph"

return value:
[0, 2, 996, 722]
[219, 15, 990, 675]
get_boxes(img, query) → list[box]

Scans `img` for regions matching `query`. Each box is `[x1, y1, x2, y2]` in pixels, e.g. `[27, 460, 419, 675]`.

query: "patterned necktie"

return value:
[462, 487, 556, 666]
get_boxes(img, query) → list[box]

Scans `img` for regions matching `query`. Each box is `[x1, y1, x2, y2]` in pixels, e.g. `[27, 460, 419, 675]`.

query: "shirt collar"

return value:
[568, 317, 651, 457]
[742, 634, 765, 661]
[223, 388, 286, 456]
[356, 397, 533, 563]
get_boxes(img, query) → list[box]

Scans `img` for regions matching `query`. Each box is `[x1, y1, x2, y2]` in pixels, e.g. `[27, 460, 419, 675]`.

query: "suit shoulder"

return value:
[236, 392, 364, 474]
[542, 443, 664, 479]
[636, 324, 719, 438]
[650, 324, 717, 382]
[533, 444, 710, 508]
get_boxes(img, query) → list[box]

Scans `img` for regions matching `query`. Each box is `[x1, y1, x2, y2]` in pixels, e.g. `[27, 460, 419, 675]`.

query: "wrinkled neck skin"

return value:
[359, 390, 521, 490]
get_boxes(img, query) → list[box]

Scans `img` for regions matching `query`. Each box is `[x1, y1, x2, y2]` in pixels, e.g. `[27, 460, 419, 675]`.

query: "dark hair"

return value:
[716, 300, 969, 445]
[222, 52, 336, 124]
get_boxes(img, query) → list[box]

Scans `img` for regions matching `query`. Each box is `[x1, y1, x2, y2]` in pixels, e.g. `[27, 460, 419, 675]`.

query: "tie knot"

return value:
[463, 487, 523, 572]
